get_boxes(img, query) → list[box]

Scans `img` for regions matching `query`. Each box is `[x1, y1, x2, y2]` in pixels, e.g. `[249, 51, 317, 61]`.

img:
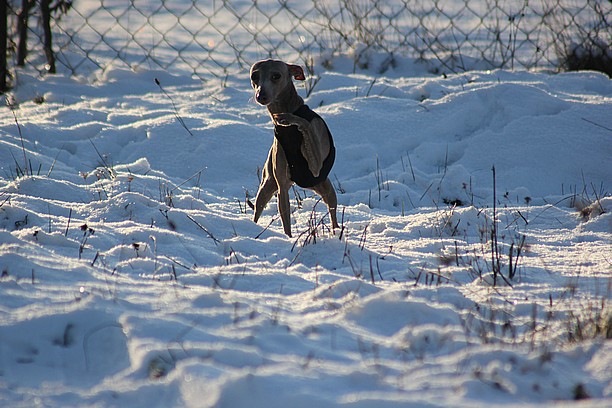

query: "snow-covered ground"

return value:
[0, 14, 611, 407]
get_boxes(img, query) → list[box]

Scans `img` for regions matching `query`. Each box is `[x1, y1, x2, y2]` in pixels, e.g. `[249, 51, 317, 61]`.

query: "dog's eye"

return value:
[271, 73, 281, 81]
[251, 72, 259, 83]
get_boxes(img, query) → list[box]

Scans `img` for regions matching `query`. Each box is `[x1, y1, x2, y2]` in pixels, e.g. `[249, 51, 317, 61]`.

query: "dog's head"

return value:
[250, 59, 305, 106]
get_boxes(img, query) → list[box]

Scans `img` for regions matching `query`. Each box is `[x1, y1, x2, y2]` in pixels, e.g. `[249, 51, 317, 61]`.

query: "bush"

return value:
[562, 39, 611, 77]
[546, 0, 612, 76]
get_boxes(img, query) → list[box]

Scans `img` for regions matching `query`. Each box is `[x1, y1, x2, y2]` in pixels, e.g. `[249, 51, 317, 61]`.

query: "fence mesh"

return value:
[7, 0, 612, 80]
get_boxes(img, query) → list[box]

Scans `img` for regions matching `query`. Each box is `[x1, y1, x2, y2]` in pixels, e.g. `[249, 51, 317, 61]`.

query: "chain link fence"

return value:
[6, 0, 612, 82]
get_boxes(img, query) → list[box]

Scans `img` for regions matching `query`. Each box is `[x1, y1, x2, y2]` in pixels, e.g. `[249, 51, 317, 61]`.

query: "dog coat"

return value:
[274, 104, 335, 188]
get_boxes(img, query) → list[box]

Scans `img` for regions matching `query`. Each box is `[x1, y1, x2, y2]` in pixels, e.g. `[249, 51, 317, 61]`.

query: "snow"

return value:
[1, 20, 611, 408]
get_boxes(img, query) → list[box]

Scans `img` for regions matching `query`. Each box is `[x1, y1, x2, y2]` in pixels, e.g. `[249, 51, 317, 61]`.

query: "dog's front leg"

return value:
[273, 113, 323, 177]
[253, 147, 277, 224]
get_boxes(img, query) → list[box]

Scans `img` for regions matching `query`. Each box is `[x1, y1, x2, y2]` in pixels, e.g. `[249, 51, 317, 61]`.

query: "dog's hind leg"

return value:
[313, 178, 340, 230]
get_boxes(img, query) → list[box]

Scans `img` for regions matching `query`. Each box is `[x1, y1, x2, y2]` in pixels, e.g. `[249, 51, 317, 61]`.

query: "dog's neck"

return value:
[266, 83, 304, 116]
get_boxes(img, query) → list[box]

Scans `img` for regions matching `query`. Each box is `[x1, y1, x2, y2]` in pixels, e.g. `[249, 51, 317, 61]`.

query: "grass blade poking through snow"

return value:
[10, 108, 31, 177]
[491, 166, 513, 287]
[89, 139, 116, 179]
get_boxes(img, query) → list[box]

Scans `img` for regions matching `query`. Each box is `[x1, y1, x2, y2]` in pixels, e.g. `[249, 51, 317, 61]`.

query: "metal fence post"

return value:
[17, 0, 33, 67]
[40, 0, 56, 73]
[0, 0, 7, 93]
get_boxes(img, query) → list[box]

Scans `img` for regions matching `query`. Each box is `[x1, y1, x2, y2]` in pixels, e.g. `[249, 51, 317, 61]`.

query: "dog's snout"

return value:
[255, 89, 269, 105]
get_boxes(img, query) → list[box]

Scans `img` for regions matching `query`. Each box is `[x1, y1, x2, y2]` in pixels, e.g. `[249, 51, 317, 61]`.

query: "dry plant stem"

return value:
[155, 78, 193, 136]
[491, 166, 499, 286]
[186, 214, 219, 245]
[64, 208, 72, 237]
[13, 110, 29, 176]
[254, 214, 279, 240]
[89, 139, 115, 178]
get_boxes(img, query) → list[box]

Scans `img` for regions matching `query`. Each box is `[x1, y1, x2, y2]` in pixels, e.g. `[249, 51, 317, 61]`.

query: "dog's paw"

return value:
[273, 113, 298, 127]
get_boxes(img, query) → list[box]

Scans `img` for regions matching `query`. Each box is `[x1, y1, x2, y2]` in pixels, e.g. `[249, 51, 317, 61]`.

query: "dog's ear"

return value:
[287, 64, 306, 81]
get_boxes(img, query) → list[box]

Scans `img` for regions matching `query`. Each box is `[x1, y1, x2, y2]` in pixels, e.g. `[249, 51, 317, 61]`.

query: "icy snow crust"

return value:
[0, 64, 611, 407]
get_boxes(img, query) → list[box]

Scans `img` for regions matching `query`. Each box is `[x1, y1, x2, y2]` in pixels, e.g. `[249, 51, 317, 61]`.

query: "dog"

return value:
[250, 59, 339, 237]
